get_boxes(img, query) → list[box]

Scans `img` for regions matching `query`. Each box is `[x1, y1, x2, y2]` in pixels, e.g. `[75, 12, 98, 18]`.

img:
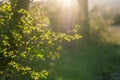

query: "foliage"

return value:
[31, 0, 61, 32]
[0, 3, 81, 80]
[89, 6, 113, 44]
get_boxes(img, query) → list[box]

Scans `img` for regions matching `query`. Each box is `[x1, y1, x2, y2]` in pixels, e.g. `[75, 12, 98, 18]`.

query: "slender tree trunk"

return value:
[11, 0, 30, 23]
[77, 0, 89, 38]
[15, 0, 30, 10]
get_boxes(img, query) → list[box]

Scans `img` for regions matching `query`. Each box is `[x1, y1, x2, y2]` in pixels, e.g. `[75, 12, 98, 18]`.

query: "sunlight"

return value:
[57, 0, 74, 8]
[62, 0, 73, 7]
[56, 0, 79, 32]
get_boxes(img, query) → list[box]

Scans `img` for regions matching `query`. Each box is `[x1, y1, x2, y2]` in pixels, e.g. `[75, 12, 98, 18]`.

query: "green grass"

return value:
[46, 26, 120, 80]
[47, 41, 120, 80]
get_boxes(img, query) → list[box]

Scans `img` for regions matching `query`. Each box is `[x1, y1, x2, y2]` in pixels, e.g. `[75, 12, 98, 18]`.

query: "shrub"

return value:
[0, 3, 81, 80]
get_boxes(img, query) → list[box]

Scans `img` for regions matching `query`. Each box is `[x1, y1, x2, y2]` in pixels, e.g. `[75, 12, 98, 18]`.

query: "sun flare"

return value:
[60, 0, 73, 7]
[63, 0, 72, 5]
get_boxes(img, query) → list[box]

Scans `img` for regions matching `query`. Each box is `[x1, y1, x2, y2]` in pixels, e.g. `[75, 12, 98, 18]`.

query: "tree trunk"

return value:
[77, 0, 89, 38]
[11, 0, 30, 23]
[15, 0, 30, 10]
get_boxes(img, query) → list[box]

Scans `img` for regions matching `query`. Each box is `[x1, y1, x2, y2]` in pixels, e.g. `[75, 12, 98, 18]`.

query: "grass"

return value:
[46, 26, 120, 80]
[46, 41, 120, 80]
[46, 37, 120, 80]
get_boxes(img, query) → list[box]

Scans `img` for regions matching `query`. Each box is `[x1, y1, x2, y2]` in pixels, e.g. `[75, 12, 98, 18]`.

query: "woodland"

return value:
[0, 0, 120, 80]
